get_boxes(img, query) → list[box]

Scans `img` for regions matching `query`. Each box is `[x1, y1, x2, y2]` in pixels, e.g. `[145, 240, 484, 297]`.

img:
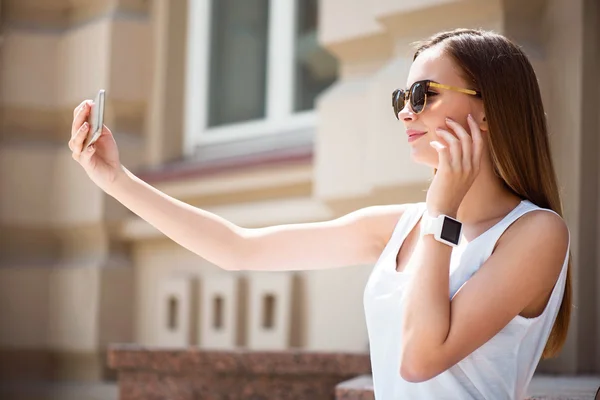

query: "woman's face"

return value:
[398, 45, 486, 168]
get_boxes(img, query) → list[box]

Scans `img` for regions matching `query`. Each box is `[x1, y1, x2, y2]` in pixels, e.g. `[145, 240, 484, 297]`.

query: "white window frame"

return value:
[183, 0, 317, 157]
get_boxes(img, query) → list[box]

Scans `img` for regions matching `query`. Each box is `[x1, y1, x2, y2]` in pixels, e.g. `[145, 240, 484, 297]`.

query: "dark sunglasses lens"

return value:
[392, 89, 405, 119]
[410, 82, 426, 113]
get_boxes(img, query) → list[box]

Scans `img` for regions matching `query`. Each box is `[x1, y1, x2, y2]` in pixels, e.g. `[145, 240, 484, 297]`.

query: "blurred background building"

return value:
[0, 0, 599, 396]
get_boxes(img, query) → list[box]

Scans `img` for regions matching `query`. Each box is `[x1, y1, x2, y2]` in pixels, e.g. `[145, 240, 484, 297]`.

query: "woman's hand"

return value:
[68, 100, 124, 193]
[426, 114, 484, 217]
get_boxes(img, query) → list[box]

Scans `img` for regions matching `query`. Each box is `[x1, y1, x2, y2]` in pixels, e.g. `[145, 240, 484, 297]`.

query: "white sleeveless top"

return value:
[363, 200, 570, 400]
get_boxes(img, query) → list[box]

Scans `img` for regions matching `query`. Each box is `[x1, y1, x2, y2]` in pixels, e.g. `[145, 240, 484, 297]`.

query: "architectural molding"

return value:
[0, 100, 146, 144]
[2, 0, 149, 33]
[0, 222, 132, 268]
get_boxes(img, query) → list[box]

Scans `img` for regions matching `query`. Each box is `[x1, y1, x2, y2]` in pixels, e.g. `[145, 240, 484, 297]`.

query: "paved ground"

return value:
[527, 375, 600, 399]
[0, 381, 118, 400]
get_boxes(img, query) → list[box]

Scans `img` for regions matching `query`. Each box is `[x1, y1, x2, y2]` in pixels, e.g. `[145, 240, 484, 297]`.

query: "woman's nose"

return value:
[398, 103, 416, 121]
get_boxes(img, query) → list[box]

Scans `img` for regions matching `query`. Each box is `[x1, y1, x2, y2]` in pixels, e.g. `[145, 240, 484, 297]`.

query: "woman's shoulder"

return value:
[515, 201, 569, 238]
[498, 201, 570, 260]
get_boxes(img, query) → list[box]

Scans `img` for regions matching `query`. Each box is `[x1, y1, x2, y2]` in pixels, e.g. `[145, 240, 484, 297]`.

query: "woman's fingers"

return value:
[73, 99, 88, 117]
[78, 141, 96, 164]
[430, 140, 450, 168]
[71, 100, 91, 139]
[70, 121, 89, 159]
[445, 117, 472, 171]
[435, 128, 462, 170]
[467, 114, 484, 172]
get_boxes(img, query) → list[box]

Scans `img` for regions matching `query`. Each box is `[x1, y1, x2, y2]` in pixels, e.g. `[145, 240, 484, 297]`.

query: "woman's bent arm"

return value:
[107, 167, 404, 271]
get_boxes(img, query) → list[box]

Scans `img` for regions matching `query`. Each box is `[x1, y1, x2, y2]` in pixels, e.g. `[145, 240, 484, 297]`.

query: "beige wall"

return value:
[0, 268, 50, 348]
[1, 0, 599, 382]
[538, 0, 583, 373]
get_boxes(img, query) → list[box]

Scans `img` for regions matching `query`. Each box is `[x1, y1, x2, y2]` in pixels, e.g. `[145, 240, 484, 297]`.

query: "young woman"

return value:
[68, 28, 571, 399]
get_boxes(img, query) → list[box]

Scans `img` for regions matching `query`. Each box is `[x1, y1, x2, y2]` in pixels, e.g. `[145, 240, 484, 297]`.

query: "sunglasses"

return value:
[392, 80, 482, 118]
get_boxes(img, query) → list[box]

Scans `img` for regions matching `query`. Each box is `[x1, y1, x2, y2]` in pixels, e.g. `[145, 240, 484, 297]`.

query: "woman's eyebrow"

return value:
[404, 79, 430, 89]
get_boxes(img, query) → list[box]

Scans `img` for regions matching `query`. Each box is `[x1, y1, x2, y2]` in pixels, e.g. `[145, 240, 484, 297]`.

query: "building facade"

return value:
[0, 0, 599, 383]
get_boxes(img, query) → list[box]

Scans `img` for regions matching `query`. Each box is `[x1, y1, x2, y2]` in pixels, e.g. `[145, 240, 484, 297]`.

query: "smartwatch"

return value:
[421, 211, 462, 247]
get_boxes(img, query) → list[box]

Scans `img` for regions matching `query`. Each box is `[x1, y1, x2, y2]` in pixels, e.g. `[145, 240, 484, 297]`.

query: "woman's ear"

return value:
[479, 114, 489, 132]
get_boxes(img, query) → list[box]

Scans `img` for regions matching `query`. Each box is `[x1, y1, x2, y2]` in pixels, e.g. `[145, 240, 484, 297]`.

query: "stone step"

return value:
[335, 374, 600, 400]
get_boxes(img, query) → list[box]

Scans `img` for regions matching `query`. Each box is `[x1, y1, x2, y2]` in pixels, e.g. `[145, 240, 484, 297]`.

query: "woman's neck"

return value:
[456, 167, 522, 224]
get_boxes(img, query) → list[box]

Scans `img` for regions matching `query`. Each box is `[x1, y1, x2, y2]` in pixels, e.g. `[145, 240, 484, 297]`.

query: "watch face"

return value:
[441, 217, 462, 245]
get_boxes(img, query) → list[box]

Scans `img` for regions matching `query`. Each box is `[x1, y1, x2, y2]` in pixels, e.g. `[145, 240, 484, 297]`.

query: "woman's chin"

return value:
[409, 149, 438, 168]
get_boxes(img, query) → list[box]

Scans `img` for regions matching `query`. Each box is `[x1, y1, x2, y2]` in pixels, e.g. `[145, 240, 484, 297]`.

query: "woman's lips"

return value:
[406, 129, 426, 142]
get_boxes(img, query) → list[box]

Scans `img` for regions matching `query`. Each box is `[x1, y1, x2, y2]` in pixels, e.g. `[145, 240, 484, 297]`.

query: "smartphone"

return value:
[83, 89, 105, 148]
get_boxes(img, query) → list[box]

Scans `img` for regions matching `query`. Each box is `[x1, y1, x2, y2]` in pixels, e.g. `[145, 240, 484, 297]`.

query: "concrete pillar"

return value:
[594, 0, 600, 374]
[315, 0, 394, 206]
[540, 0, 587, 374]
[145, 0, 187, 167]
[571, 0, 600, 374]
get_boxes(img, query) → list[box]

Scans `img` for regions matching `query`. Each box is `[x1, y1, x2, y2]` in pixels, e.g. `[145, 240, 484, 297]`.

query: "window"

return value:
[293, 0, 337, 112]
[208, 0, 269, 127]
[185, 0, 338, 153]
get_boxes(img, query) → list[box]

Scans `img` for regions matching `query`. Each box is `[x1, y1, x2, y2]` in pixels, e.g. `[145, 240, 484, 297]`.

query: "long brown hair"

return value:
[413, 29, 571, 359]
